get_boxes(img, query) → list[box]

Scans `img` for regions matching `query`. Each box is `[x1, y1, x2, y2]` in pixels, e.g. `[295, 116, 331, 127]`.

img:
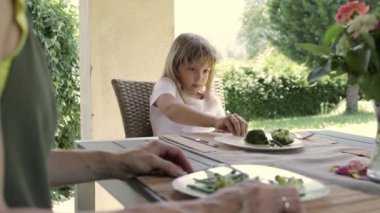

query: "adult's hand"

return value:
[215, 114, 248, 137]
[113, 140, 193, 179]
[202, 180, 304, 213]
[127, 180, 303, 213]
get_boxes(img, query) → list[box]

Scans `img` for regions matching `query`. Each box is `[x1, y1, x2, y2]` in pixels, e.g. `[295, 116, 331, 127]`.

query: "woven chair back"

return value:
[112, 79, 155, 137]
[212, 78, 225, 110]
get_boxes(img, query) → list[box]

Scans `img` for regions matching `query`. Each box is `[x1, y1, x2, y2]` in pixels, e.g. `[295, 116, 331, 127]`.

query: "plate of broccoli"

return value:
[214, 129, 304, 151]
[172, 164, 329, 201]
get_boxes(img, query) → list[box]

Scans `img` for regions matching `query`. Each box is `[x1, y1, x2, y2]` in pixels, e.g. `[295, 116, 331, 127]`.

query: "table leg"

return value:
[75, 182, 95, 211]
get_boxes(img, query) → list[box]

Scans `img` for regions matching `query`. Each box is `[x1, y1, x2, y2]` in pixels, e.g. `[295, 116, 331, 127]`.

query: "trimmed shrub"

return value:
[217, 60, 345, 120]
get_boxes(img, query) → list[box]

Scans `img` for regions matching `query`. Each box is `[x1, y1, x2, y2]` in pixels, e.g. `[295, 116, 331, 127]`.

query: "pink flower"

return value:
[330, 160, 368, 180]
[348, 160, 367, 171]
[347, 14, 378, 38]
[335, 1, 370, 24]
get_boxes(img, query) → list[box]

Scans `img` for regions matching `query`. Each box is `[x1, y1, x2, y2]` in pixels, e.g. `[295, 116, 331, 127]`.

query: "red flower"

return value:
[335, 1, 370, 24]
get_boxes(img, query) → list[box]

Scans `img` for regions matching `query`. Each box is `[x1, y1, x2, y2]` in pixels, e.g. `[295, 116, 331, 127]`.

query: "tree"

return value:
[267, 0, 344, 62]
[239, 0, 272, 59]
[264, 0, 378, 113]
[26, 0, 80, 149]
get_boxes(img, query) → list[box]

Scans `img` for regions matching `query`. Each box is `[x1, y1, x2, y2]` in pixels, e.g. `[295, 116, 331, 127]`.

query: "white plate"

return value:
[214, 135, 304, 151]
[172, 164, 329, 201]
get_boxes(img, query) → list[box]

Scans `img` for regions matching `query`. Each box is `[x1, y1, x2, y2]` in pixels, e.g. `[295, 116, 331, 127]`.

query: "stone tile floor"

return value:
[53, 197, 74, 213]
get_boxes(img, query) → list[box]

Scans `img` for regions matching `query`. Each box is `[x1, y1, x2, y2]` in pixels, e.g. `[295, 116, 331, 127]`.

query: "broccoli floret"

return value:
[275, 175, 305, 196]
[245, 129, 269, 145]
[271, 128, 294, 145]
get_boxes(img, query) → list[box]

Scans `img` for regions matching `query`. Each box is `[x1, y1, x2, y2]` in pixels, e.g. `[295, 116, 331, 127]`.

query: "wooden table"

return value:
[75, 131, 380, 212]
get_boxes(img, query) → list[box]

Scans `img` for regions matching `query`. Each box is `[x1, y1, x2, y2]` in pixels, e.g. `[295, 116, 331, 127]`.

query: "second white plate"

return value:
[172, 164, 329, 201]
[214, 135, 304, 151]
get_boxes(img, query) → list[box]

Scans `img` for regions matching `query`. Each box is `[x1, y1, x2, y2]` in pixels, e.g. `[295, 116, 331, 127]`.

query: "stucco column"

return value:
[78, 0, 174, 211]
[80, 0, 174, 140]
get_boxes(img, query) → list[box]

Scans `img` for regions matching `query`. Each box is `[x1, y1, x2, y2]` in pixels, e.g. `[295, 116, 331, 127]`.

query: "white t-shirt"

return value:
[150, 77, 225, 136]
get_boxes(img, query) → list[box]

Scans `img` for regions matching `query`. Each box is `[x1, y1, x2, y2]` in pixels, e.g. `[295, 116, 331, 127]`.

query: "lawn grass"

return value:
[249, 100, 377, 138]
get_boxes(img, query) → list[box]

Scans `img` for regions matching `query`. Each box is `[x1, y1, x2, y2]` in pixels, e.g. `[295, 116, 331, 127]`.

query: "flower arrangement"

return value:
[331, 160, 368, 180]
[299, 1, 380, 101]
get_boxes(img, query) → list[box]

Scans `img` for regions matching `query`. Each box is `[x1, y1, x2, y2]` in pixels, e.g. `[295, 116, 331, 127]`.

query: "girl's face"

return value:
[178, 57, 211, 98]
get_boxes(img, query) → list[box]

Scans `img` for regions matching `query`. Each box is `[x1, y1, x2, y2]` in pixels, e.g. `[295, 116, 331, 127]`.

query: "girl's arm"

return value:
[155, 93, 247, 136]
[156, 93, 218, 127]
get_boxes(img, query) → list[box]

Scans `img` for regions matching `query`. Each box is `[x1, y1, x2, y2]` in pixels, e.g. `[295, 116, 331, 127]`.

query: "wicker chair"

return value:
[112, 79, 155, 137]
[111, 78, 225, 138]
[212, 78, 225, 110]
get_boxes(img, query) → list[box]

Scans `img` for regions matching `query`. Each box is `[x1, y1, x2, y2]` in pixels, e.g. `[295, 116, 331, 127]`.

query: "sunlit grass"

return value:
[249, 100, 377, 138]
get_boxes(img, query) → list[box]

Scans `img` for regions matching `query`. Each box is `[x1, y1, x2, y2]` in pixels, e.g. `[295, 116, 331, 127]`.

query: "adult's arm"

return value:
[48, 141, 193, 186]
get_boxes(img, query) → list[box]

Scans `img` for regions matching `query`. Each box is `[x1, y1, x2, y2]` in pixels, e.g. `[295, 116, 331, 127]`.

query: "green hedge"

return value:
[27, 0, 80, 149]
[218, 62, 346, 120]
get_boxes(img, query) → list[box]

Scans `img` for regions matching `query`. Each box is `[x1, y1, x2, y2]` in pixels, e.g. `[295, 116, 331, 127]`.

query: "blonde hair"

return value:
[162, 33, 217, 93]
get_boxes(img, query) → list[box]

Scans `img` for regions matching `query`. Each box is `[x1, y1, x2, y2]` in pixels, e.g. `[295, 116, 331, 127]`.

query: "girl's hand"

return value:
[215, 114, 248, 137]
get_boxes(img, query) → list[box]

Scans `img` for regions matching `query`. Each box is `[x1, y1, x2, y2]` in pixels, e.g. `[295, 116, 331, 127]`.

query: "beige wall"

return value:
[80, 0, 174, 140]
[79, 1, 174, 210]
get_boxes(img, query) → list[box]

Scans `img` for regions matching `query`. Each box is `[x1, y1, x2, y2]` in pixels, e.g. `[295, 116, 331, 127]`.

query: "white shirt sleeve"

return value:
[150, 77, 179, 107]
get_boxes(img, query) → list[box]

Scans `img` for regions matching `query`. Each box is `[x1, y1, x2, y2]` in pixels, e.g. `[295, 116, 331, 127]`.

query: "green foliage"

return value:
[26, 0, 80, 150]
[217, 59, 346, 120]
[298, 2, 380, 101]
[50, 186, 73, 204]
[216, 48, 306, 77]
[265, 0, 378, 64]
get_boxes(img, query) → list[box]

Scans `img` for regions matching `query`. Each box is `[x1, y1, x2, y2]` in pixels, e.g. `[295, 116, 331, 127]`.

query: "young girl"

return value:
[150, 33, 247, 136]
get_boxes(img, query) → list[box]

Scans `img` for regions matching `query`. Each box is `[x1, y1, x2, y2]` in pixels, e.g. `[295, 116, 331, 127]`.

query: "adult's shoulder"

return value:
[0, 0, 14, 61]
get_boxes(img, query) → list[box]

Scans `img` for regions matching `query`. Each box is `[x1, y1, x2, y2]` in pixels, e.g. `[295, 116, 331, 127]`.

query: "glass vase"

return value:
[367, 100, 380, 183]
